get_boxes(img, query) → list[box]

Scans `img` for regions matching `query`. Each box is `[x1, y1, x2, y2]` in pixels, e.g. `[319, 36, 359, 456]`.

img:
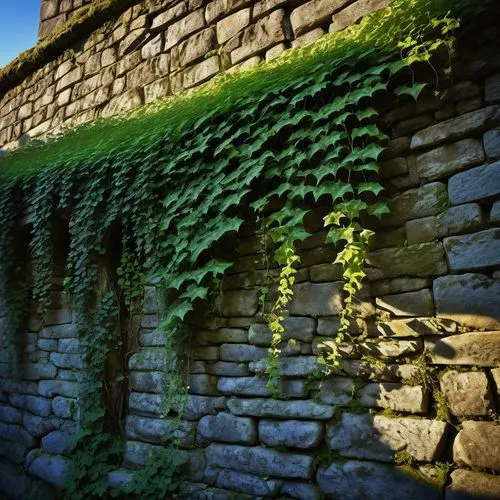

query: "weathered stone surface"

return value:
[0, 423, 35, 448]
[164, 10, 205, 51]
[249, 317, 315, 345]
[28, 454, 69, 490]
[198, 328, 248, 345]
[39, 323, 77, 339]
[366, 243, 447, 279]
[192, 346, 220, 361]
[313, 376, 354, 405]
[259, 419, 323, 449]
[0, 405, 23, 424]
[101, 89, 143, 117]
[41, 430, 73, 454]
[227, 398, 333, 420]
[486, 73, 500, 104]
[217, 376, 270, 396]
[250, 356, 324, 377]
[198, 412, 257, 444]
[329, 0, 390, 33]
[376, 289, 434, 317]
[107, 469, 135, 489]
[128, 392, 164, 416]
[9, 394, 52, 417]
[0, 439, 28, 464]
[309, 263, 343, 282]
[446, 469, 500, 500]
[426, 332, 500, 367]
[129, 371, 164, 393]
[18, 363, 57, 380]
[151, 2, 187, 30]
[188, 374, 219, 395]
[449, 161, 500, 205]
[491, 201, 500, 222]
[376, 317, 456, 337]
[184, 395, 227, 420]
[217, 8, 251, 43]
[317, 460, 441, 500]
[126, 415, 195, 447]
[144, 76, 170, 104]
[216, 469, 282, 496]
[220, 343, 267, 362]
[52, 396, 77, 419]
[434, 273, 500, 329]
[360, 338, 422, 358]
[281, 481, 322, 500]
[438, 203, 483, 236]
[22, 414, 59, 437]
[205, 361, 249, 376]
[128, 349, 167, 371]
[454, 421, 500, 471]
[39, 380, 78, 398]
[173, 28, 217, 70]
[410, 105, 500, 150]
[415, 138, 485, 181]
[38, 339, 58, 352]
[440, 370, 492, 416]
[221, 289, 259, 317]
[58, 339, 80, 356]
[358, 383, 429, 413]
[288, 282, 343, 316]
[484, 128, 500, 160]
[405, 216, 438, 244]
[444, 228, 500, 271]
[206, 443, 313, 478]
[291, 27, 325, 48]
[327, 413, 448, 462]
[50, 352, 84, 370]
[290, 0, 349, 36]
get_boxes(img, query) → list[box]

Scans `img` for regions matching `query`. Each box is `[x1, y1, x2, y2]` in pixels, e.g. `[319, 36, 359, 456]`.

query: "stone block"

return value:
[101, 89, 143, 118]
[38, 339, 58, 352]
[188, 374, 219, 395]
[198, 328, 248, 345]
[454, 421, 500, 471]
[125, 415, 195, 447]
[358, 383, 429, 413]
[184, 395, 227, 420]
[144, 76, 170, 104]
[129, 371, 164, 393]
[288, 282, 343, 316]
[415, 138, 485, 181]
[58, 339, 80, 353]
[410, 105, 500, 150]
[327, 412, 448, 462]
[446, 469, 500, 500]
[444, 228, 500, 271]
[329, 0, 390, 33]
[107, 469, 135, 489]
[39, 380, 78, 398]
[448, 161, 500, 205]
[172, 28, 217, 70]
[250, 355, 324, 377]
[216, 469, 282, 497]
[248, 317, 315, 345]
[259, 419, 323, 448]
[141, 33, 163, 60]
[39, 323, 77, 339]
[18, 363, 57, 380]
[206, 0, 253, 24]
[291, 28, 325, 48]
[198, 413, 257, 444]
[486, 73, 500, 104]
[41, 430, 73, 455]
[128, 392, 164, 416]
[128, 349, 167, 371]
[192, 346, 220, 361]
[217, 9, 251, 43]
[491, 201, 500, 222]
[317, 460, 441, 500]
[426, 331, 500, 367]
[217, 376, 270, 396]
[484, 128, 500, 159]
[28, 454, 69, 490]
[220, 343, 267, 362]
[151, 2, 187, 31]
[290, 0, 349, 36]
[206, 443, 313, 478]
[164, 9, 206, 51]
[376, 317, 457, 337]
[438, 203, 483, 236]
[0, 423, 35, 448]
[52, 396, 78, 419]
[0, 439, 28, 464]
[50, 352, 85, 370]
[227, 397, 334, 420]
[10, 394, 52, 417]
[0, 405, 23, 424]
[405, 216, 438, 244]
[221, 289, 259, 317]
[205, 361, 249, 376]
[309, 263, 343, 281]
[360, 338, 422, 358]
[376, 289, 434, 317]
[440, 370, 492, 416]
[313, 376, 354, 405]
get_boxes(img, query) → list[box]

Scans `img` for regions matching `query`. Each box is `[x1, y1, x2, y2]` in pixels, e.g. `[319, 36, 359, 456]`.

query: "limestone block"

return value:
[426, 331, 500, 367]
[288, 282, 343, 316]
[144, 76, 170, 104]
[220, 343, 267, 362]
[440, 370, 492, 416]
[254, 0, 288, 18]
[248, 317, 315, 345]
[221, 289, 259, 317]
[376, 317, 456, 337]
[340, 360, 420, 382]
[217, 376, 270, 396]
[119, 28, 148, 57]
[217, 9, 251, 43]
[55, 67, 83, 93]
[313, 376, 355, 405]
[164, 10, 206, 51]
[129, 371, 165, 393]
[484, 128, 500, 160]
[434, 273, 500, 329]
[410, 105, 500, 150]
[40, 0, 59, 20]
[446, 469, 500, 500]
[360, 338, 422, 358]
[172, 28, 217, 70]
[376, 289, 434, 317]
[128, 392, 164, 415]
[454, 421, 500, 471]
[116, 51, 142, 78]
[39, 380, 78, 398]
[188, 374, 219, 395]
[259, 419, 323, 448]
[216, 469, 282, 496]
[329, 0, 391, 33]
[250, 355, 324, 377]
[290, 0, 349, 36]
[198, 412, 257, 444]
[448, 161, 500, 205]
[125, 415, 195, 447]
[38, 339, 58, 353]
[227, 397, 334, 420]
[317, 460, 441, 500]
[58, 339, 80, 354]
[151, 2, 187, 31]
[358, 383, 428, 413]
[101, 89, 144, 118]
[491, 201, 500, 222]
[206, 0, 253, 24]
[415, 138, 485, 181]
[310, 263, 343, 282]
[39, 323, 77, 339]
[28, 454, 70, 490]
[183, 395, 227, 420]
[17, 363, 57, 381]
[327, 412, 448, 462]
[206, 443, 313, 478]
[291, 28, 325, 48]
[23, 414, 61, 437]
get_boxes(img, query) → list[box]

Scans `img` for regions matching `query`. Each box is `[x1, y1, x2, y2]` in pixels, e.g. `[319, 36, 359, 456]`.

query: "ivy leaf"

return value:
[395, 83, 428, 101]
[368, 200, 391, 219]
[357, 182, 385, 196]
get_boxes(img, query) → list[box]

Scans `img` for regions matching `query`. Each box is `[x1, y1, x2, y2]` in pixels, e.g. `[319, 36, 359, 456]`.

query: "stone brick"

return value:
[446, 470, 500, 500]
[216, 469, 282, 497]
[254, 0, 288, 18]
[287, 282, 343, 316]
[329, 0, 390, 33]
[360, 338, 422, 358]
[116, 51, 142, 78]
[17, 363, 57, 380]
[206, 443, 313, 478]
[49, 352, 85, 369]
[415, 138, 485, 181]
[291, 28, 325, 48]
[172, 28, 217, 70]
[52, 396, 78, 419]
[217, 376, 270, 396]
[438, 203, 483, 236]
[141, 33, 163, 60]
[129, 371, 164, 393]
[220, 343, 267, 362]
[434, 273, 500, 330]
[309, 263, 343, 282]
[221, 289, 258, 317]
[376, 317, 456, 337]
[314, 376, 355, 405]
[486, 73, 500, 104]
[380, 157, 408, 179]
[454, 421, 500, 471]
[28, 454, 69, 490]
[39, 380, 78, 398]
[249, 317, 315, 345]
[259, 419, 323, 449]
[101, 89, 144, 117]
[376, 289, 434, 317]
[426, 331, 500, 367]
[231, 10, 288, 64]
[358, 383, 429, 413]
[184, 395, 227, 420]
[290, 0, 349, 37]
[317, 460, 441, 500]
[327, 413, 448, 462]
[250, 355, 324, 377]
[193, 346, 220, 361]
[484, 128, 500, 160]
[206, 0, 253, 24]
[217, 9, 251, 43]
[144, 76, 170, 104]
[405, 216, 438, 244]
[151, 2, 187, 30]
[448, 160, 500, 205]
[55, 67, 83, 93]
[491, 201, 500, 222]
[205, 361, 249, 376]
[440, 370, 492, 416]
[125, 415, 195, 447]
[164, 9, 205, 51]
[198, 412, 257, 444]
[411, 105, 500, 150]
[41, 430, 73, 455]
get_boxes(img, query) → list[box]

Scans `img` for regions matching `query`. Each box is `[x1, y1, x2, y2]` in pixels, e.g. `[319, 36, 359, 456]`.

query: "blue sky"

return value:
[0, 1, 40, 68]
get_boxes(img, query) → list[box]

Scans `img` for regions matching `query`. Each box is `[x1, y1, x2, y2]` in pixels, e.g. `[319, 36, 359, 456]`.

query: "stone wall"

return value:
[1, 1, 500, 499]
[39, 0, 93, 40]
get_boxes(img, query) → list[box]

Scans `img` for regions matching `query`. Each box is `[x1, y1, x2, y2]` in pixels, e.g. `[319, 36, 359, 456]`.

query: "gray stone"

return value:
[184, 395, 227, 420]
[250, 356, 324, 377]
[434, 273, 500, 329]
[129, 371, 164, 393]
[338, 360, 419, 382]
[449, 161, 500, 205]
[415, 138, 485, 181]
[39, 380, 78, 398]
[376, 317, 457, 337]
[151, 2, 187, 30]
[206, 443, 313, 478]
[38, 339, 58, 352]
[440, 370, 492, 416]
[125, 415, 195, 447]
[128, 349, 167, 371]
[446, 469, 500, 500]
[444, 228, 500, 271]
[10, 394, 51, 417]
[28, 454, 69, 490]
[376, 289, 434, 317]
[227, 398, 334, 420]
[188, 374, 218, 395]
[173, 28, 217, 69]
[23, 414, 61, 437]
[221, 290, 259, 317]
[198, 413, 257, 444]
[44, 309, 72, 325]
[309, 263, 343, 282]
[58, 339, 80, 354]
[317, 460, 441, 500]
[282, 481, 323, 500]
[329, 0, 390, 33]
[312, 337, 358, 358]
[438, 203, 483, 236]
[0, 405, 23, 424]
[360, 338, 422, 358]
[50, 352, 84, 370]
[107, 469, 135, 489]
[52, 397, 78, 419]
[248, 317, 315, 345]
[314, 377, 355, 405]
[454, 421, 500, 471]
[288, 282, 343, 316]
[179, 56, 221, 89]
[198, 328, 248, 345]
[491, 201, 500, 222]
[366, 243, 447, 279]
[164, 10, 205, 51]
[192, 346, 220, 361]
[484, 128, 500, 160]
[290, 0, 349, 36]
[426, 332, 500, 367]
[358, 383, 429, 413]
[217, 376, 270, 396]
[41, 430, 73, 454]
[18, 363, 57, 380]
[259, 419, 323, 449]
[205, 361, 249, 376]
[410, 105, 500, 150]
[327, 413, 448, 462]
[405, 216, 438, 244]
[486, 73, 500, 103]
[216, 469, 282, 496]
[128, 392, 164, 416]
[123, 440, 160, 467]
[0, 423, 35, 448]
[39, 323, 77, 339]
[220, 344, 267, 362]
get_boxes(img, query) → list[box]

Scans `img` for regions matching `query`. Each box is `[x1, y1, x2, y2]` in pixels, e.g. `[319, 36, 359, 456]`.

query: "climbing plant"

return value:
[0, 0, 493, 496]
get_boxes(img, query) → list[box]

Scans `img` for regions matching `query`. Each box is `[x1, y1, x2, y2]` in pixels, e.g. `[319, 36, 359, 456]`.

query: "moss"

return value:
[398, 462, 451, 489]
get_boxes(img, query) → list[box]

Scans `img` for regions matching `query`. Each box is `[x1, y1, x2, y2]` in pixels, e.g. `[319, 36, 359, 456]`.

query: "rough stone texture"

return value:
[454, 421, 500, 471]
[288, 282, 343, 316]
[360, 338, 422, 358]
[198, 413, 257, 444]
[433, 273, 500, 330]
[329, 0, 390, 33]
[317, 460, 441, 500]
[440, 371, 492, 416]
[220, 343, 267, 362]
[221, 290, 259, 317]
[41, 430, 73, 454]
[448, 161, 500, 205]
[290, 0, 349, 36]
[248, 317, 315, 344]
[484, 128, 500, 159]
[375, 289, 434, 317]
[28, 454, 69, 490]
[125, 415, 195, 447]
[258, 419, 323, 449]
[183, 395, 227, 420]
[376, 317, 456, 337]
[314, 377, 355, 405]
[438, 203, 483, 236]
[327, 413, 448, 462]
[217, 376, 270, 396]
[358, 383, 429, 413]
[426, 332, 500, 367]
[216, 469, 282, 496]
[446, 469, 500, 500]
